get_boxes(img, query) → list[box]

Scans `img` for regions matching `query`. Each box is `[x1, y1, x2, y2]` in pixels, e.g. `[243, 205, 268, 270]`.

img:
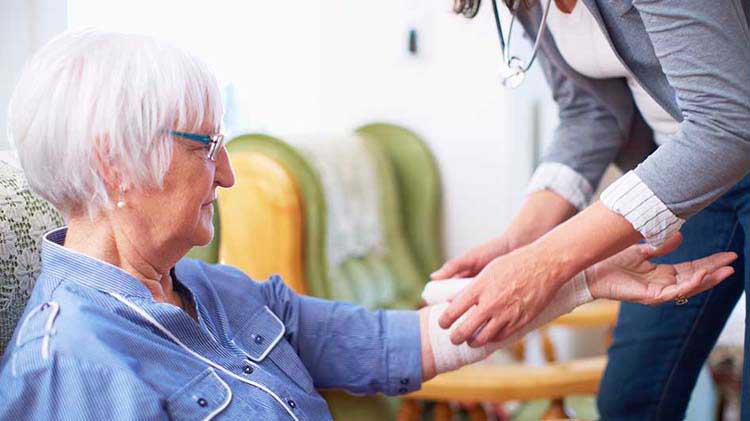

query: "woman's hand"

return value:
[586, 233, 737, 304]
[431, 190, 577, 280]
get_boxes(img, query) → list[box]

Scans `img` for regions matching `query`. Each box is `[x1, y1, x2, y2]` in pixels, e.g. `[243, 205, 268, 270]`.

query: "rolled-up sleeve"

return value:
[261, 276, 422, 396]
[527, 162, 595, 210]
[628, 0, 750, 221]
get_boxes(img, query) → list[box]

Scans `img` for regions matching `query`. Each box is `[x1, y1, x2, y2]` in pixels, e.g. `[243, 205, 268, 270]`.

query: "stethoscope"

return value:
[453, 0, 554, 88]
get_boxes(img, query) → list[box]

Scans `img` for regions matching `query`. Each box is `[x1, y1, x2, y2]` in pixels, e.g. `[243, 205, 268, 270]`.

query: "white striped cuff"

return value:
[600, 171, 684, 248]
[526, 163, 593, 211]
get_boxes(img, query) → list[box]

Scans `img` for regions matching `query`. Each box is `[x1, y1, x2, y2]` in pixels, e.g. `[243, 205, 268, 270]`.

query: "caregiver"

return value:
[435, 0, 750, 419]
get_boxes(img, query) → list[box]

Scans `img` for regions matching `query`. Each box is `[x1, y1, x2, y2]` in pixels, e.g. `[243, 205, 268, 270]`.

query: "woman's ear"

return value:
[91, 138, 123, 197]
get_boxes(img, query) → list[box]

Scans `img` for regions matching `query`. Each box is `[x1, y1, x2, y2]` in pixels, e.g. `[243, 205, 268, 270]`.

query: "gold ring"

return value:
[675, 296, 688, 306]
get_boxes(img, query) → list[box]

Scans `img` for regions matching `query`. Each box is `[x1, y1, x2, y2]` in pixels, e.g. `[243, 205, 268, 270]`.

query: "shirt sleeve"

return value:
[261, 276, 422, 396]
[628, 0, 750, 219]
[533, 47, 632, 195]
[600, 170, 684, 247]
[0, 354, 163, 420]
[526, 162, 594, 210]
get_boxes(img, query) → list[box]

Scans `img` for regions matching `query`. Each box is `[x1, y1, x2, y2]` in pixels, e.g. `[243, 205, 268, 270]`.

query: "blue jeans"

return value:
[598, 176, 750, 421]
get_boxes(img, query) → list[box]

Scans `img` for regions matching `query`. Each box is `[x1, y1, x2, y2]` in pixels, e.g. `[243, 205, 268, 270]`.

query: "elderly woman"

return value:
[0, 29, 737, 420]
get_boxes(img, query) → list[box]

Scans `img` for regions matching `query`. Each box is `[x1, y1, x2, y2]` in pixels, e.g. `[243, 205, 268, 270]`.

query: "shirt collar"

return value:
[41, 227, 155, 299]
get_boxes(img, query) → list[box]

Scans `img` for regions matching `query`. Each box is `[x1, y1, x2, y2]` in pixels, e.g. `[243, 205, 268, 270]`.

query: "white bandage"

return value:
[426, 272, 593, 374]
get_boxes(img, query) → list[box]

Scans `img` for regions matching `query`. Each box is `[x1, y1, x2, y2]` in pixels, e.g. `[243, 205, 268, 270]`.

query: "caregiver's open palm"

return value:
[587, 233, 736, 304]
[439, 233, 737, 347]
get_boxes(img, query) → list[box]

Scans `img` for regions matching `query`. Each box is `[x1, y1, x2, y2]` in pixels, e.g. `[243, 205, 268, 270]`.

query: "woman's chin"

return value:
[192, 225, 214, 248]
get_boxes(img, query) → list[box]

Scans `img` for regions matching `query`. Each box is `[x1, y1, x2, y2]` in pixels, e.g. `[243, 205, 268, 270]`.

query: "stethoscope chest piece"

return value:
[501, 57, 526, 88]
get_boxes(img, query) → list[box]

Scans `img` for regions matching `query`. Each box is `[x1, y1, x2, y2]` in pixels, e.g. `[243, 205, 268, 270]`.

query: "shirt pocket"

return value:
[166, 367, 232, 421]
[232, 306, 315, 392]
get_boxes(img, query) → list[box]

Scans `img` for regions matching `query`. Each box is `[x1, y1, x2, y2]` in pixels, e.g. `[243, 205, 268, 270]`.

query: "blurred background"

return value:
[0, 1, 744, 420]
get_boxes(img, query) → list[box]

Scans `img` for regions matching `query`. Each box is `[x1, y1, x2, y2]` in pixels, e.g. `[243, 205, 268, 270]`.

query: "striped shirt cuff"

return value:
[526, 162, 593, 210]
[600, 171, 684, 248]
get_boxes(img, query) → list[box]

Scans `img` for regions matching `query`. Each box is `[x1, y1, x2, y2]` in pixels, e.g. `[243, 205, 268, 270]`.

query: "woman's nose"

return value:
[214, 147, 235, 188]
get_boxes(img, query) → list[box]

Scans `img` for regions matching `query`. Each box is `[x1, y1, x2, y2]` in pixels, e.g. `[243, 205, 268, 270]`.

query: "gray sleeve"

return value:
[535, 49, 631, 192]
[631, 0, 750, 219]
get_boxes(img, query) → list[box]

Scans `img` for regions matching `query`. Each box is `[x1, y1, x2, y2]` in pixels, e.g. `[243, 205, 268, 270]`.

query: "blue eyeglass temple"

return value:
[168, 130, 218, 146]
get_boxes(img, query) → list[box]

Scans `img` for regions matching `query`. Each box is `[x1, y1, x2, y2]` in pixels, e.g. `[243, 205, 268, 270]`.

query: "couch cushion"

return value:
[0, 160, 64, 353]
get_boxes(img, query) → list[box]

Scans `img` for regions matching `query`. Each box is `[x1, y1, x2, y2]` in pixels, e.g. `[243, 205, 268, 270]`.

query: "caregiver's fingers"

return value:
[449, 308, 489, 345]
[431, 259, 465, 280]
[439, 285, 480, 329]
[655, 266, 733, 304]
[683, 266, 735, 297]
[650, 268, 707, 305]
[674, 251, 738, 276]
[467, 316, 507, 348]
[642, 232, 683, 259]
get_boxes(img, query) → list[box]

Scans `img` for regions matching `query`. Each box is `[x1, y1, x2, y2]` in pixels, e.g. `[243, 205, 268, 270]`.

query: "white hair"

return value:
[8, 28, 223, 217]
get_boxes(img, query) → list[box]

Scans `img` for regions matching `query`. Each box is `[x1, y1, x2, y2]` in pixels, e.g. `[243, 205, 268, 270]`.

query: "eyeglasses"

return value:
[168, 130, 225, 161]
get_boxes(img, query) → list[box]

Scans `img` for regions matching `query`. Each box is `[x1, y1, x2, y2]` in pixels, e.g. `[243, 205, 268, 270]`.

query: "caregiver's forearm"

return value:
[529, 201, 642, 287]
[505, 190, 578, 249]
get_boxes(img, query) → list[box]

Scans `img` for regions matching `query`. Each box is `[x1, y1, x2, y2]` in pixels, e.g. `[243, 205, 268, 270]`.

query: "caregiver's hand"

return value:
[440, 232, 737, 347]
[431, 190, 577, 280]
[586, 233, 736, 305]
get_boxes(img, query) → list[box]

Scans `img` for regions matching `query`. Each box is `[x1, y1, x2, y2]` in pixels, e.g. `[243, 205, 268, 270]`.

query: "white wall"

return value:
[0, 0, 67, 150]
[314, 1, 550, 258]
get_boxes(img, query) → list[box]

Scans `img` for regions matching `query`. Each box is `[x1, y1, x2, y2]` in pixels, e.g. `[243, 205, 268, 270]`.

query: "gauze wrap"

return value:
[424, 273, 592, 373]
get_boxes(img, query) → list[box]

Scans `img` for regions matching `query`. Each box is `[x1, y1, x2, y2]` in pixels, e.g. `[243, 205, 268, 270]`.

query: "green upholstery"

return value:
[226, 134, 330, 298]
[357, 123, 443, 279]
[0, 161, 64, 354]
[225, 133, 431, 310]
[185, 202, 221, 263]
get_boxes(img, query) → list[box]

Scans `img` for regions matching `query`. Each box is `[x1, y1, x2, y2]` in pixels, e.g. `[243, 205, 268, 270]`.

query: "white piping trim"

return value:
[204, 368, 233, 421]
[12, 301, 60, 376]
[41, 302, 60, 360]
[109, 293, 299, 421]
[247, 307, 286, 362]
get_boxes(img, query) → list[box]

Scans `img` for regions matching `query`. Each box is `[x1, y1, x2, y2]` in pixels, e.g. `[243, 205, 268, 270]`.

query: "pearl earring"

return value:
[116, 186, 126, 209]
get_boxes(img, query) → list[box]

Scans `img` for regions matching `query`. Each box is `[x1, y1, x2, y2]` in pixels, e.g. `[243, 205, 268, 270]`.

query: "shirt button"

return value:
[398, 387, 408, 394]
[400, 378, 409, 385]
[287, 399, 297, 409]
[196, 397, 208, 407]
[243, 365, 254, 374]
[254, 335, 265, 345]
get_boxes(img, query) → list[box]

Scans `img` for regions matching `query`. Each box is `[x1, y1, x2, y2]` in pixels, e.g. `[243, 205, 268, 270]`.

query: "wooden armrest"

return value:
[551, 300, 619, 328]
[406, 356, 607, 403]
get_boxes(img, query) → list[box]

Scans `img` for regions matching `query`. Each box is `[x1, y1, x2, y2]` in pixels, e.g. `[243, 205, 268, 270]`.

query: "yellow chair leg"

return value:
[468, 404, 488, 421]
[542, 398, 570, 419]
[396, 400, 422, 421]
[433, 402, 452, 421]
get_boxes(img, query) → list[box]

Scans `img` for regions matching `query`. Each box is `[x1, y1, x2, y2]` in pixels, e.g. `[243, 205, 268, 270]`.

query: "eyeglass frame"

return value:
[168, 130, 225, 161]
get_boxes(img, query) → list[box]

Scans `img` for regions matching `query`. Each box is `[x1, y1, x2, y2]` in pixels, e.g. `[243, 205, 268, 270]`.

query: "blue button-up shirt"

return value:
[0, 228, 422, 420]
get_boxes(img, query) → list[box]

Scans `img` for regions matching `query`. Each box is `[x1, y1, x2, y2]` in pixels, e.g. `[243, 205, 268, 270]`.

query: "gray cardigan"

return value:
[518, 0, 750, 219]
